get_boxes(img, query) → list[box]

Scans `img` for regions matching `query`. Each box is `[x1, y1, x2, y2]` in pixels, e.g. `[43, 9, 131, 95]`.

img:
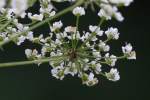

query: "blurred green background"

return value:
[0, 0, 149, 100]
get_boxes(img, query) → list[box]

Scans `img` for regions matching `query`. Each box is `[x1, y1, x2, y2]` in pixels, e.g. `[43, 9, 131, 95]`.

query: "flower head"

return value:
[105, 27, 120, 40]
[122, 43, 136, 59]
[73, 6, 85, 16]
[105, 68, 120, 81]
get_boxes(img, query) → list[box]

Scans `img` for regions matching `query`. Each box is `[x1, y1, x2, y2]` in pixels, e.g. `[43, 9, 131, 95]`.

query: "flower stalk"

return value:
[0, 55, 65, 68]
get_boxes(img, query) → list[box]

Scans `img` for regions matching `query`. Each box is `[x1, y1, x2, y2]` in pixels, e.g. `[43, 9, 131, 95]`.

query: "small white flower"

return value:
[105, 27, 120, 40]
[98, 8, 112, 20]
[32, 49, 39, 57]
[64, 63, 78, 76]
[83, 59, 89, 63]
[109, 0, 134, 6]
[41, 46, 47, 56]
[16, 23, 23, 31]
[50, 52, 56, 57]
[91, 61, 96, 65]
[93, 51, 101, 58]
[55, 39, 62, 45]
[98, 4, 124, 22]
[11, 0, 28, 15]
[40, 3, 56, 17]
[50, 21, 63, 32]
[25, 49, 42, 61]
[28, 13, 44, 21]
[122, 43, 132, 53]
[105, 68, 120, 81]
[73, 6, 85, 16]
[89, 25, 103, 36]
[98, 4, 115, 20]
[26, 32, 34, 41]
[114, 12, 124, 22]
[0, 32, 7, 41]
[17, 35, 26, 45]
[76, 31, 81, 39]
[95, 63, 102, 74]
[98, 41, 110, 52]
[105, 53, 117, 67]
[84, 32, 90, 39]
[0, 0, 5, 10]
[51, 66, 65, 80]
[65, 26, 76, 33]
[91, 36, 97, 41]
[85, 73, 99, 86]
[122, 43, 136, 59]
[25, 49, 32, 58]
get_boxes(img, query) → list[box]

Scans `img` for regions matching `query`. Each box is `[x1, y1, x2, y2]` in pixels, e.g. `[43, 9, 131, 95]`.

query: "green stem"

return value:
[0, 15, 17, 32]
[0, 19, 13, 31]
[99, 72, 106, 77]
[76, 15, 80, 33]
[75, 15, 80, 48]
[0, 55, 65, 68]
[0, 0, 85, 47]
[116, 55, 127, 59]
[0, 58, 50, 68]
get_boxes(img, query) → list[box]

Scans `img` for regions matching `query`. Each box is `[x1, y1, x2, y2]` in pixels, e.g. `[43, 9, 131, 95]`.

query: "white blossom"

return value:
[98, 41, 110, 52]
[109, 0, 134, 6]
[122, 43, 136, 59]
[64, 63, 78, 76]
[17, 35, 26, 45]
[26, 32, 34, 41]
[95, 63, 102, 74]
[25, 49, 32, 58]
[28, 13, 44, 21]
[89, 25, 103, 36]
[82, 73, 98, 86]
[0, 0, 5, 10]
[65, 26, 76, 33]
[11, 0, 28, 16]
[73, 7, 85, 16]
[50, 21, 63, 32]
[105, 27, 120, 40]
[92, 51, 101, 58]
[25, 49, 41, 60]
[51, 65, 65, 80]
[40, 2, 56, 17]
[105, 68, 120, 81]
[98, 4, 124, 21]
[105, 53, 117, 67]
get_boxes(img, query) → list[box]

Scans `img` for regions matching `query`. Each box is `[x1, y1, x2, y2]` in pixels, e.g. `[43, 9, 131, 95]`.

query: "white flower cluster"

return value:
[97, 0, 133, 21]
[23, 7, 136, 85]
[0, 0, 56, 45]
[27, 0, 56, 21]
[0, 0, 136, 86]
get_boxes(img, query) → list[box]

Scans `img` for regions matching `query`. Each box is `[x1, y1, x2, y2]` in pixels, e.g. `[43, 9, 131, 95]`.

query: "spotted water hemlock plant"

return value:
[0, 0, 136, 86]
